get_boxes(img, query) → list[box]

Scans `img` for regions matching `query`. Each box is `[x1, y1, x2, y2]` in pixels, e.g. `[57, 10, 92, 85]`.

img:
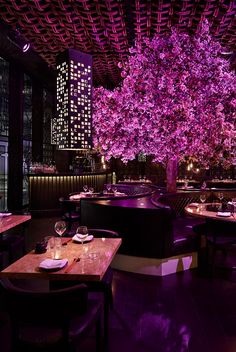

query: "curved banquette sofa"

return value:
[80, 185, 236, 276]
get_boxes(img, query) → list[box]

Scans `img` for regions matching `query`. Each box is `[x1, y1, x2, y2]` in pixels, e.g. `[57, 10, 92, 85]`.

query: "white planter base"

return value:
[112, 252, 198, 276]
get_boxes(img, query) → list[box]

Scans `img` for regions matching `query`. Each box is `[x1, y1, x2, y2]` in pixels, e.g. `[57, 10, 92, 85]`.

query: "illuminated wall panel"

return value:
[55, 49, 92, 150]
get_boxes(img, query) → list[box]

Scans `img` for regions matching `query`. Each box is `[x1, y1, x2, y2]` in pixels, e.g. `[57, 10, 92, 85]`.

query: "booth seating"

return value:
[79, 189, 199, 276]
[155, 190, 236, 277]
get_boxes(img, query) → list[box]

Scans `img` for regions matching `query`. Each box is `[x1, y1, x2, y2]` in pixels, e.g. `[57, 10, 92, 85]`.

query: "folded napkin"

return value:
[70, 194, 84, 200]
[0, 212, 12, 217]
[115, 192, 126, 196]
[217, 212, 231, 217]
[72, 234, 93, 243]
[39, 258, 68, 270]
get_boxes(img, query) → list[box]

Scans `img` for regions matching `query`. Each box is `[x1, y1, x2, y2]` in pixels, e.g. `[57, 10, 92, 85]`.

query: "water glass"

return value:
[45, 236, 62, 259]
[53, 237, 62, 259]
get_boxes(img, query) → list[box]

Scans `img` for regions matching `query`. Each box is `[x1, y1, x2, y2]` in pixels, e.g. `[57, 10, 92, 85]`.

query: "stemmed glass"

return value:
[112, 186, 118, 195]
[54, 221, 66, 237]
[106, 184, 111, 193]
[76, 226, 89, 258]
[218, 192, 224, 202]
[88, 187, 94, 194]
[199, 194, 206, 211]
[83, 185, 88, 193]
[200, 194, 207, 204]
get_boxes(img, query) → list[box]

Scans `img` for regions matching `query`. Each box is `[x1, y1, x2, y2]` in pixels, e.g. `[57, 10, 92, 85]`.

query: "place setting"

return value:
[72, 225, 98, 260]
[38, 220, 69, 271]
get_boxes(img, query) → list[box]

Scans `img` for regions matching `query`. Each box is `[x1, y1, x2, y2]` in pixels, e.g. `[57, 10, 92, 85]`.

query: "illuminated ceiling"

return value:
[0, 0, 235, 88]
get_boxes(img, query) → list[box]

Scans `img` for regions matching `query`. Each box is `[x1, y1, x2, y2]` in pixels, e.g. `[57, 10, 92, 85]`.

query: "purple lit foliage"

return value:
[93, 21, 236, 167]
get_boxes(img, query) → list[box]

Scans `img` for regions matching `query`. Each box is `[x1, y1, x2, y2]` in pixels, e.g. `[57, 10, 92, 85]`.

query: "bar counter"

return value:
[28, 171, 112, 216]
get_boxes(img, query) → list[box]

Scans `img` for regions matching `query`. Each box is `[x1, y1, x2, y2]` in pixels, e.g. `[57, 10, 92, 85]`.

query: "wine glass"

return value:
[199, 194, 206, 211]
[112, 186, 118, 195]
[106, 184, 111, 192]
[76, 226, 89, 258]
[88, 187, 94, 194]
[200, 194, 207, 204]
[83, 185, 88, 193]
[218, 192, 224, 202]
[54, 221, 66, 237]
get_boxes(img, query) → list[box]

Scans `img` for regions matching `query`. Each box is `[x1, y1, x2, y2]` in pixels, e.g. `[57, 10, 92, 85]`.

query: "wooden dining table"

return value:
[185, 203, 236, 222]
[0, 237, 122, 282]
[0, 214, 31, 234]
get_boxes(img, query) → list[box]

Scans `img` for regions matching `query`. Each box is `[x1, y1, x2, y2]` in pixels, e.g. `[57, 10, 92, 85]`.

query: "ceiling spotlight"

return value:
[7, 28, 30, 53]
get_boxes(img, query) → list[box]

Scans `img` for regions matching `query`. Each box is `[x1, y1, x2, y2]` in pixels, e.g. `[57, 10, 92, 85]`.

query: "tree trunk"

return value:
[166, 158, 177, 193]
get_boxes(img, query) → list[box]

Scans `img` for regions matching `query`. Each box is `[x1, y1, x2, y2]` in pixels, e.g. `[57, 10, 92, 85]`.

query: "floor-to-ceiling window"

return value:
[0, 57, 9, 211]
[23, 74, 32, 206]
[43, 88, 54, 164]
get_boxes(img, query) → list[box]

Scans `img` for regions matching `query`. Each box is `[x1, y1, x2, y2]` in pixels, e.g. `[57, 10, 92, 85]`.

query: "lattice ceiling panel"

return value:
[0, 0, 235, 87]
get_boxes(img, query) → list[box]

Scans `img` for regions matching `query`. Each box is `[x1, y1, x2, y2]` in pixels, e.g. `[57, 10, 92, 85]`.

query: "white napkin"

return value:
[217, 212, 231, 217]
[190, 203, 199, 207]
[72, 234, 94, 243]
[39, 258, 68, 270]
[0, 212, 12, 217]
[114, 192, 126, 196]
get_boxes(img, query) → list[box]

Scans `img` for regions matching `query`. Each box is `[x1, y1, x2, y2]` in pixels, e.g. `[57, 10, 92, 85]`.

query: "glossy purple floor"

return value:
[1, 218, 236, 351]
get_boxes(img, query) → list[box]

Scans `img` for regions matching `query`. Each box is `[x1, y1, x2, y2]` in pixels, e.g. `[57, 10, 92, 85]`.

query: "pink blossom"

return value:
[92, 21, 236, 168]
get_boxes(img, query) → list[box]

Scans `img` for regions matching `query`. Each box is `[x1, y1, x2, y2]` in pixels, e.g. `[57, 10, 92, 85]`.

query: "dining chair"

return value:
[0, 234, 25, 266]
[50, 228, 120, 347]
[59, 197, 80, 236]
[205, 220, 236, 278]
[0, 278, 102, 352]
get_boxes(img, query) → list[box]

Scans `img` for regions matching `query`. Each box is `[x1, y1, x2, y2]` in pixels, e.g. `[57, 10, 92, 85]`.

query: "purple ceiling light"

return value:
[7, 28, 30, 53]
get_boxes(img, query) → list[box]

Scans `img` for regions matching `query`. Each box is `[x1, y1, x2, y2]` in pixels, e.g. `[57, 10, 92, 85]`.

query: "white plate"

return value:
[217, 212, 231, 217]
[72, 234, 94, 243]
[39, 258, 68, 271]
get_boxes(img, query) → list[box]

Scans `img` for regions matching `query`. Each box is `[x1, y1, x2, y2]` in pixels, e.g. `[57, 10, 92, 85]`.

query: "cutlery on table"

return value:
[64, 258, 80, 273]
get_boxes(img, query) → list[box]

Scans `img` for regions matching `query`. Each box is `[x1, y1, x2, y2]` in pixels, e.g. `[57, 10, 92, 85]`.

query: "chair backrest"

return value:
[0, 278, 88, 327]
[59, 197, 80, 218]
[88, 228, 120, 238]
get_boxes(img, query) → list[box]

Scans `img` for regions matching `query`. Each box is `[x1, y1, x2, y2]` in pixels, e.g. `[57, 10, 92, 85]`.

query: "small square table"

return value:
[0, 238, 122, 282]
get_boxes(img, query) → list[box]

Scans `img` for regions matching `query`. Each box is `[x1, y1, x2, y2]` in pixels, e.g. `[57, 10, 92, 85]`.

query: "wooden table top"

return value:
[0, 215, 31, 234]
[0, 237, 122, 281]
[185, 203, 236, 222]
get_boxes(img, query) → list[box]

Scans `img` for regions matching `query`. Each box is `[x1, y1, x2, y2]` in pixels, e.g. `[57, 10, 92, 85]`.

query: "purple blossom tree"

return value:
[93, 21, 236, 192]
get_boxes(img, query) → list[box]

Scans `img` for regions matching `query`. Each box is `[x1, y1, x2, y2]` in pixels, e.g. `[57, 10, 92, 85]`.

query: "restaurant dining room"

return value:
[0, 1, 236, 351]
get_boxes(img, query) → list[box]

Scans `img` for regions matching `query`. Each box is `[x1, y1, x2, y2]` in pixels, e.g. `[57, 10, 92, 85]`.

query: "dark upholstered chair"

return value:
[0, 234, 25, 266]
[50, 228, 120, 345]
[0, 278, 102, 352]
[201, 220, 236, 278]
[59, 197, 80, 236]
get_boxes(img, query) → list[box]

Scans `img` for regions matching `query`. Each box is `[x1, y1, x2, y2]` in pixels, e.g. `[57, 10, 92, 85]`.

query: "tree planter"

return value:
[166, 158, 177, 193]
